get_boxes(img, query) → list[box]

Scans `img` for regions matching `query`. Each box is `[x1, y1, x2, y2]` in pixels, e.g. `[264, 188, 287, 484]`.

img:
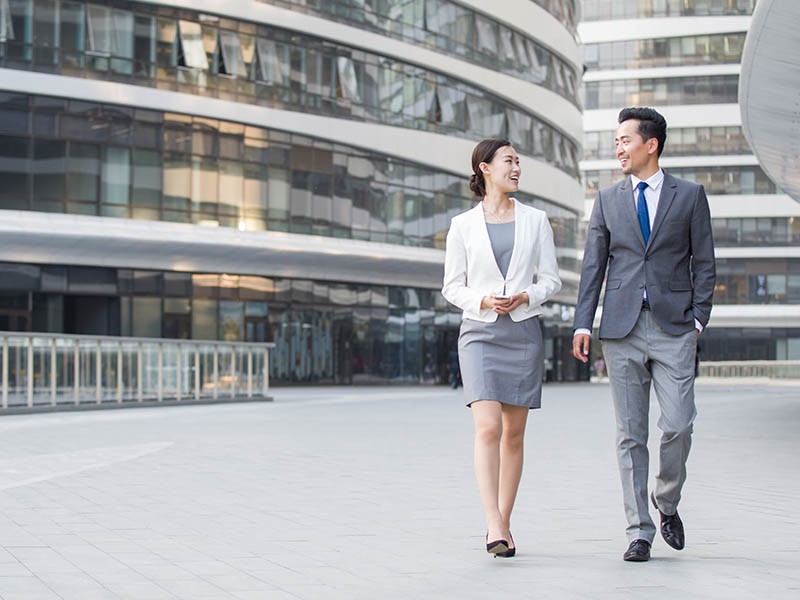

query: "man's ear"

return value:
[647, 137, 659, 156]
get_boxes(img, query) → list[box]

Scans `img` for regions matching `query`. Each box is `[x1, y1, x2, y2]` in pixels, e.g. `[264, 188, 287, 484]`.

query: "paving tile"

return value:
[0, 383, 798, 599]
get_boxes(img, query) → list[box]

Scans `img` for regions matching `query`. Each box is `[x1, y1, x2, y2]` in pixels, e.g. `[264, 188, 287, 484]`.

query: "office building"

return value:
[0, 1, 584, 383]
[579, 0, 800, 360]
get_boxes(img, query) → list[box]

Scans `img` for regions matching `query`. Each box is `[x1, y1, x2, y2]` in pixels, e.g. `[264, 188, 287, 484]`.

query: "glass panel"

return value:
[67, 142, 99, 203]
[336, 56, 360, 102]
[33, 0, 57, 65]
[220, 300, 243, 341]
[59, 2, 84, 67]
[131, 149, 160, 218]
[192, 298, 216, 340]
[177, 19, 207, 69]
[254, 38, 289, 84]
[101, 146, 130, 217]
[0, 0, 12, 42]
[218, 30, 245, 77]
[133, 14, 155, 77]
[0, 135, 29, 205]
[132, 296, 160, 338]
[436, 86, 466, 128]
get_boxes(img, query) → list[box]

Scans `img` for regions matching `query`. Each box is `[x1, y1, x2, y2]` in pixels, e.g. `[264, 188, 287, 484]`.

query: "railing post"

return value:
[96, 341, 102, 404]
[50, 338, 57, 406]
[73, 340, 80, 405]
[230, 347, 236, 399]
[247, 349, 253, 399]
[263, 348, 270, 399]
[176, 344, 182, 402]
[157, 343, 163, 402]
[137, 343, 143, 402]
[117, 342, 123, 403]
[212, 346, 218, 401]
[26, 337, 34, 408]
[194, 346, 200, 401]
[1, 336, 7, 409]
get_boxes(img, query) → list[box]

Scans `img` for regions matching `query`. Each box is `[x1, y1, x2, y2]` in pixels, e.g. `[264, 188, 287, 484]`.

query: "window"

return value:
[217, 30, 245, 77]
[177, 20, 207, 69]
[253, 38, 289, 84]
[86, 5, 134, 73]
[101, 146, 130, 216]
[1, 0, 14, 42]
[436, 85, 466, 128]
[336, 56, 360, 102]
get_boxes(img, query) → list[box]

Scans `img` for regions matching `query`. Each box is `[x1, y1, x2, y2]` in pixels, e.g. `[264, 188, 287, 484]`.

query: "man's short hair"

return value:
[618, 107, 667, 157]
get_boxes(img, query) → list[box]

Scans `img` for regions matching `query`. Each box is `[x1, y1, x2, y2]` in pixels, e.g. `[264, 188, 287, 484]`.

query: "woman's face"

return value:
[480, 145, 520, 194]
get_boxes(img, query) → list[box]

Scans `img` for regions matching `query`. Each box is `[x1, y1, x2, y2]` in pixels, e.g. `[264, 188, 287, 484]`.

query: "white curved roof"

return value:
[739, 0, 800, 202]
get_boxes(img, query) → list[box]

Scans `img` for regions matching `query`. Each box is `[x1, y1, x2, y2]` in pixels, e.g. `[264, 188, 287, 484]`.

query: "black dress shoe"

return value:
[651, 492, 685, 550]
[623, 539, 651, 562]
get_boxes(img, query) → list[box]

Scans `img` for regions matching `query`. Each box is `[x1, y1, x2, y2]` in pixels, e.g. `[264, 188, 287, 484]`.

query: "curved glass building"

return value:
[0, 0, 583, 383]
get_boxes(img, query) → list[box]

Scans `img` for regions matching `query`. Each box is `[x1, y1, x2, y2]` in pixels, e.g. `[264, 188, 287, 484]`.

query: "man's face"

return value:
[615, 119, 657, 177]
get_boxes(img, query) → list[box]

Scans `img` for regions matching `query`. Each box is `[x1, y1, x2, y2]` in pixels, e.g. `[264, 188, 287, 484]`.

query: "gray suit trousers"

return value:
[602, 309, 697, 543]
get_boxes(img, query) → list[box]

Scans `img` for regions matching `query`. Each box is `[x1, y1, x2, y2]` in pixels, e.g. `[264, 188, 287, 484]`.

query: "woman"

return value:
[441, 138, 561, 558]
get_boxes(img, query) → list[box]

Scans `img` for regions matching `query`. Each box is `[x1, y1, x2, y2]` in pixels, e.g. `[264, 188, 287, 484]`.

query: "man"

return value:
[572, 107, 716, 562]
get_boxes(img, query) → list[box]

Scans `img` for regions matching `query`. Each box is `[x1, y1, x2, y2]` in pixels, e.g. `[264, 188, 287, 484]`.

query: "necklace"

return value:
[483, 200, 513, 223]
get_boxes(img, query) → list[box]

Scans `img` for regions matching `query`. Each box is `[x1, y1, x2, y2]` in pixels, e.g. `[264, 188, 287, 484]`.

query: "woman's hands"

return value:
[481, 292, 529, 314]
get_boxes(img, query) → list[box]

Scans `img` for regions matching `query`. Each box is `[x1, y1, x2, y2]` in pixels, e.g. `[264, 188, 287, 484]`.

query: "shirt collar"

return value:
[631, 169, 664, 193]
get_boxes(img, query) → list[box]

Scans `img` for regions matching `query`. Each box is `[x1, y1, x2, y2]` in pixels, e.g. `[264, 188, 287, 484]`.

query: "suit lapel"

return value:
[618, 179, 645, 247]
[649, 172, 678, 245]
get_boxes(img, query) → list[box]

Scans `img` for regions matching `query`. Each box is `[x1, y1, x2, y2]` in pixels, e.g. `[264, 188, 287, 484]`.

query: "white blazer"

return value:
[441, 199, 562, 322]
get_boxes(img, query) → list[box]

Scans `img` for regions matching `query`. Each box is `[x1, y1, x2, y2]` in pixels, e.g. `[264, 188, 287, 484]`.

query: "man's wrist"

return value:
[574, 328, 592, 338]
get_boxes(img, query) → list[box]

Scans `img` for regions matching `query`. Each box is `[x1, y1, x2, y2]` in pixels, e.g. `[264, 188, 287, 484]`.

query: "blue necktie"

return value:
[636, 181, 650, 245]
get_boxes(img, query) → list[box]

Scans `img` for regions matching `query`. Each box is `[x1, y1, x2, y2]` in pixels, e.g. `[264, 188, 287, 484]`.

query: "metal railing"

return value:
[699, 360, 800, 379]
[0, 332, 275, 411]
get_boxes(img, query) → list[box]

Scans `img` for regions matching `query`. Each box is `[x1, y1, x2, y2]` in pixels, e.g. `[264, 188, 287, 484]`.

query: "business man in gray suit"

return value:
[572, 107, 716, 562]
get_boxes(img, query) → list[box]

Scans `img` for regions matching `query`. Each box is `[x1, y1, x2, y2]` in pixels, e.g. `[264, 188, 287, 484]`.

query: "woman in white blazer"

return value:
[442, 139, 561, 558]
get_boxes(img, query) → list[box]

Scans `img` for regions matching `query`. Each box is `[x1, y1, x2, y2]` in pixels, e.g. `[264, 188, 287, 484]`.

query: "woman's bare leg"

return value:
[499, 405, 529, 548]
[471, 400, 505, 543]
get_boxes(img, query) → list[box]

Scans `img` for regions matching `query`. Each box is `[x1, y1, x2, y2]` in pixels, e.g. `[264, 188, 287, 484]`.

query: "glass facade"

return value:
[584, 33, 746, 71]
[702, 328, 800, 361]
[0, 2, 587, 386]
[0, 92, 578, 250]
[0, 262, 579, 384]
[584, 126, 751, 160]
[255, 0, 579, 89]
[583, 166, 776, 198]
[714, 259, 800, 306]
[584, 75, 739, 110]
[581, 0, 754, 20]
[0, 0, 581, 175]
[713, 218, 800, 247]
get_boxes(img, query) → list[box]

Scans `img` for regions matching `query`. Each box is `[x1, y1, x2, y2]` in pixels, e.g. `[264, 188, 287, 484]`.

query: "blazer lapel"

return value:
[504, 198, 523, 280]
[470, 203, 503, 277]
[648, 172, 678, 245]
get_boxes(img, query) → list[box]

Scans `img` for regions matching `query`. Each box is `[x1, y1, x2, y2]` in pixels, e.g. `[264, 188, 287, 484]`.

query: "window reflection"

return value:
[0, 0, 580, 176]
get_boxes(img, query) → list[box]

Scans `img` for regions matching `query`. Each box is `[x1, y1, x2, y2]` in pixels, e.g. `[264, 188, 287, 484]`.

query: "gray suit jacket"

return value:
[573, 171, 716, 339]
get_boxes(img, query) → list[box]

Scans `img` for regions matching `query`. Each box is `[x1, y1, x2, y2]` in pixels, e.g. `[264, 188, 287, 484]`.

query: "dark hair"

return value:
[618, 107, 667, 157]
[470, 138, 512, 197]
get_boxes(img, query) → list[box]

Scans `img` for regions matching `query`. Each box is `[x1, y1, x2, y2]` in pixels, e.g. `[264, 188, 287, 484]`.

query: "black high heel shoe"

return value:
[495, 532, 516, 558]
[486, 533, 509, 556]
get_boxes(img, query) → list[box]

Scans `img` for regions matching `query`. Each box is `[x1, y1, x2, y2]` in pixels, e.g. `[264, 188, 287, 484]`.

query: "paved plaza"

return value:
[0, 381, 798, 599]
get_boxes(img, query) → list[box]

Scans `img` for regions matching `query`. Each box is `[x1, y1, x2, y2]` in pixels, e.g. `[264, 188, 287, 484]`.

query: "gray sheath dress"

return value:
[458, 221, 544, 409]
